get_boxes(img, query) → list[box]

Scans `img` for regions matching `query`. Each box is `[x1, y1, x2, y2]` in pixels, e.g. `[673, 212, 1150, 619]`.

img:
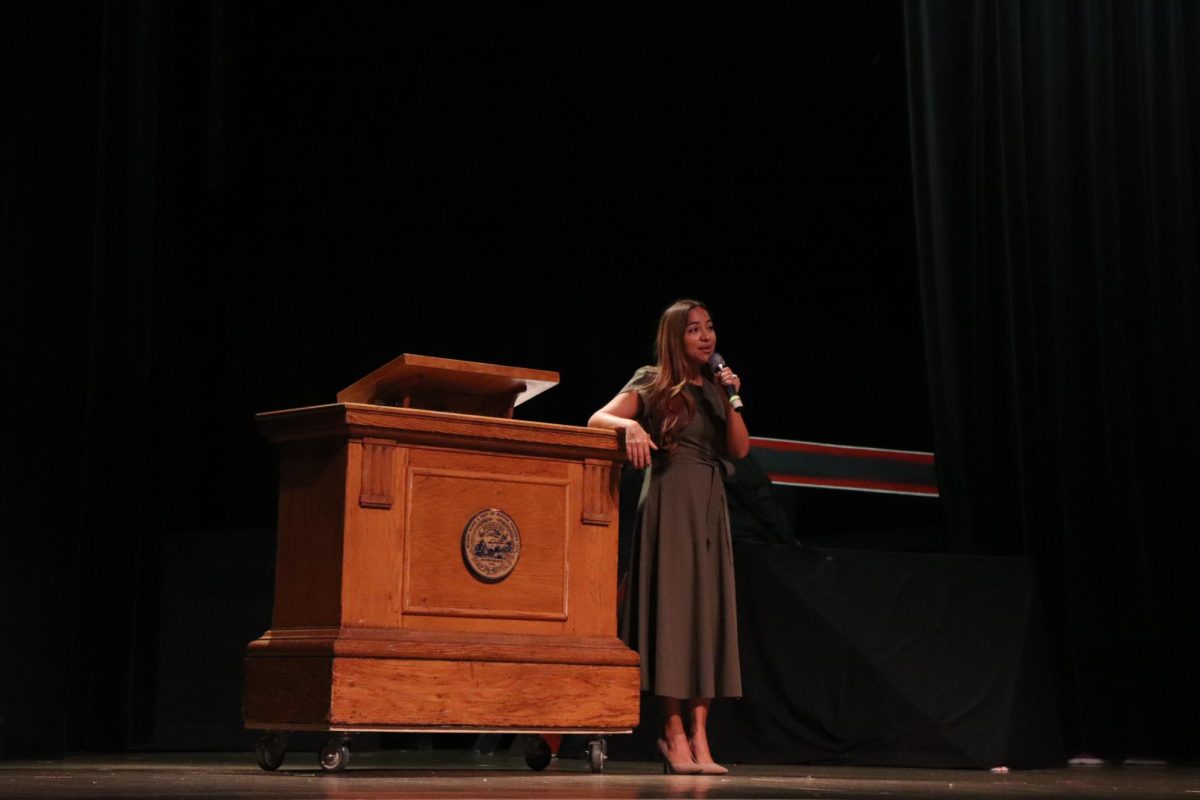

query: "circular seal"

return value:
[461, 508, 521, 583]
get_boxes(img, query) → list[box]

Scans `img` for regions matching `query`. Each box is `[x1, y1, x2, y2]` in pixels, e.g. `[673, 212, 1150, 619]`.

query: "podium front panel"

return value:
[404, 450, 570, 623]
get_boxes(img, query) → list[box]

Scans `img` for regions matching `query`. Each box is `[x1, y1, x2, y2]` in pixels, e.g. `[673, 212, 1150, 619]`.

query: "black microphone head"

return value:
[708, 352, 726, 372]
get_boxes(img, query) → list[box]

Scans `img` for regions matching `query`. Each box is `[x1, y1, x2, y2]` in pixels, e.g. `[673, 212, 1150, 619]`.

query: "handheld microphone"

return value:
[708, 352, 744, 413]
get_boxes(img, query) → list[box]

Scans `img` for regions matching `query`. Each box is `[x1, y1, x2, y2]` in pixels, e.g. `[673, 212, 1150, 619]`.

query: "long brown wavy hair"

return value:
[643, 299, 714, 454]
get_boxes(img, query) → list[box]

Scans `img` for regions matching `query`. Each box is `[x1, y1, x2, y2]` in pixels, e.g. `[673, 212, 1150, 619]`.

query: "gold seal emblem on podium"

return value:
[462, 508, 521, 582]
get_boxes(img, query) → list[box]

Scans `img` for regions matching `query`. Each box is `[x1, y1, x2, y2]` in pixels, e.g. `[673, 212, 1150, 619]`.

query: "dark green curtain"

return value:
[906, 1, 1200, 758]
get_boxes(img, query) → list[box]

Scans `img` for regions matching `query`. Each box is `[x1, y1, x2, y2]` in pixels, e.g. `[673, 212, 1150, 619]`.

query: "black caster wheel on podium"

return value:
[524, 736, 553, 771]
[255, 732, 288, 771]
[319, 736, 351, 773]
[586, 738, 607, 773]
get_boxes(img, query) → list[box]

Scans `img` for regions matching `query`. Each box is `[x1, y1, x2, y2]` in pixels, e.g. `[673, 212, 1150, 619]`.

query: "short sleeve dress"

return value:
[619, 366, 742, 699]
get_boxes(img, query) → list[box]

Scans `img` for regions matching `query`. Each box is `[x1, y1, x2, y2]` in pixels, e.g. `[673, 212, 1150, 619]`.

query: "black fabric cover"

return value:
[726, 543, 1060, 768]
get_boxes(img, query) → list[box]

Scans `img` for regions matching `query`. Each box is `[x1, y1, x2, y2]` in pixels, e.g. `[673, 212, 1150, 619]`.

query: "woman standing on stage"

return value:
[589, 299, 749, 775]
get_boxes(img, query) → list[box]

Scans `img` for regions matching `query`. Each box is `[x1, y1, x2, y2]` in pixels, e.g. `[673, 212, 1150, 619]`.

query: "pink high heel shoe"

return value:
[689, 739, 729, 775]
[657, 738, 703, 774]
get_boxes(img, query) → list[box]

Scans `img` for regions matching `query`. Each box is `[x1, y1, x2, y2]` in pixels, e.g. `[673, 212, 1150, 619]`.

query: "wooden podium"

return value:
[244, 354, 639, 772]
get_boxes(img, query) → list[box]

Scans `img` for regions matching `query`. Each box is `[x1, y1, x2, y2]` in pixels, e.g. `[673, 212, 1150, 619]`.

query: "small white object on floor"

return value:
[990, 766, 1009, 774]
[1068, 753, 1105, 766]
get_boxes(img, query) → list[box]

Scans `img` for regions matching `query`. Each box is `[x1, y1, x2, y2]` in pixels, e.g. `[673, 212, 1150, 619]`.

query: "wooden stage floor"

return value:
[1, 751, 1197, 799]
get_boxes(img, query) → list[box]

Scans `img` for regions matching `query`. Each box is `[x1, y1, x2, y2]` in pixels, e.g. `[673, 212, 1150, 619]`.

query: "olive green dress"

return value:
[619, 366, 742, 699]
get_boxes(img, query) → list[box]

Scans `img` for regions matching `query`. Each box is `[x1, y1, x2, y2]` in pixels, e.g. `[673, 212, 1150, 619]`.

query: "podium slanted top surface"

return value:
[336, 353, 559, 417]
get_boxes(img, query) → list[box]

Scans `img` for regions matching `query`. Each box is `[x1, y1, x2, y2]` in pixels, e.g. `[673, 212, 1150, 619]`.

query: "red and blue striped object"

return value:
[749, 436, 938, 497]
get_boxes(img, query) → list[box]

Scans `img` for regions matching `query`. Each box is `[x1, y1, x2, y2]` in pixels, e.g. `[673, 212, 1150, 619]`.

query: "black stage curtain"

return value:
[905, 1, 1200, 759]
[1, 1, 176, 755]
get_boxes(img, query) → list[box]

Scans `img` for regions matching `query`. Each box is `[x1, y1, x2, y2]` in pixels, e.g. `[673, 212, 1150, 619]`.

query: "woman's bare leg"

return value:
[686, 698, 726, 771]
[661, 697, 694, 763]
